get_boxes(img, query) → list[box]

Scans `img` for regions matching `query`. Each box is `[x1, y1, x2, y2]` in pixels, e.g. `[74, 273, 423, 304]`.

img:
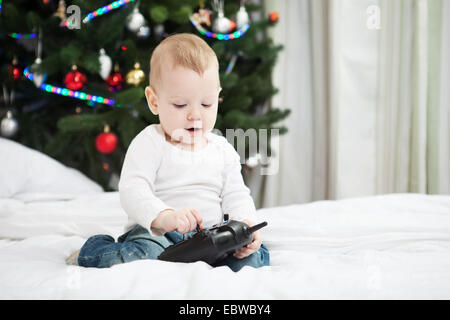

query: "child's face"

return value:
[146, 64, 221, 147]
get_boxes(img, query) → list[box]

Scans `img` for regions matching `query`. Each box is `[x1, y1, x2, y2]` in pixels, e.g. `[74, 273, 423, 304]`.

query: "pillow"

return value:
[0, 138, 103, 198]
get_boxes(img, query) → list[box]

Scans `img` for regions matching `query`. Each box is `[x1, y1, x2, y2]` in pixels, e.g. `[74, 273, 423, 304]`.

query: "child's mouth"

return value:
[186, 128, 202, 134]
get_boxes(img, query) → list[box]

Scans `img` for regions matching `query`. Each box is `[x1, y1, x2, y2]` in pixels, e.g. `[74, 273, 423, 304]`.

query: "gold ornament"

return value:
[191, 9, 212, 27]
[53, 0, 67, 26]
[126, 62, 145, 86]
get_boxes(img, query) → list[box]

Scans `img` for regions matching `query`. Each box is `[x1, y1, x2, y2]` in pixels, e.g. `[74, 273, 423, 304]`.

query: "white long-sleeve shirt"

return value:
[118, 124, 258, 236]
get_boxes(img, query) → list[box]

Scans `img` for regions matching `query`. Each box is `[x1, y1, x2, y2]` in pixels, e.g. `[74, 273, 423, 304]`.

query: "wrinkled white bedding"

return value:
[1, 192, 450, 299]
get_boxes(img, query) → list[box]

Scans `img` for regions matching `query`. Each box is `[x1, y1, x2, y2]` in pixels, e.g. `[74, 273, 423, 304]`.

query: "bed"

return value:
[1, 137, 450, 299]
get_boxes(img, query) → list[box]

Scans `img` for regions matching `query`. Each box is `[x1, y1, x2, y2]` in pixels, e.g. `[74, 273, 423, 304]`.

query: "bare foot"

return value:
[65, 249, 80, 266]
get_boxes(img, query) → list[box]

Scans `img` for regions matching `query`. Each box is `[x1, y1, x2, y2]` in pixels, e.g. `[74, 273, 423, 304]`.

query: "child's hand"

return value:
[152, 208, 203, 234]
[233, 219, 262, 259]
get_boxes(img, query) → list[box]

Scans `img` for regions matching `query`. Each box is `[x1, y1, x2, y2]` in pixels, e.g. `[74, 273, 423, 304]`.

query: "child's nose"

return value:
[187, 107, 202, 120]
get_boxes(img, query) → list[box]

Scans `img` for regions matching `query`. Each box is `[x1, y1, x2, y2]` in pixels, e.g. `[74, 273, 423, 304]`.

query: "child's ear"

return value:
[145, 86, 159, 115]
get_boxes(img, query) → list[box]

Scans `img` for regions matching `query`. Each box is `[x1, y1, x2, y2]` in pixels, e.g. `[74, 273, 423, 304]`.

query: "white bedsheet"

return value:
[1, 192, 450, 299]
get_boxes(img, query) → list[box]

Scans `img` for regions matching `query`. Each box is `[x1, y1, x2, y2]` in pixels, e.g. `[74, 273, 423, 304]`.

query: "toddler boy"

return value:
[66, 33, 269, 272]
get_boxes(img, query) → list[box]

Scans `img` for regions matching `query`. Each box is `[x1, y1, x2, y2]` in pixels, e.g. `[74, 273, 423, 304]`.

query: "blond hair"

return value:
[149, 33, 220, 90]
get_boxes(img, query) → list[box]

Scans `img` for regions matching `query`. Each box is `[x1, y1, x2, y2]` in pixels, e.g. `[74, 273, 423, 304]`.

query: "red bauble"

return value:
[229, 20, 236, 31]
[96, 130, 118, 154]
[269, 11, 279, 23]
[106, 72, 124, 92]
[11, 66, 23, 81]
[10, 57, 22, 81]
[64, 66, 87, 90]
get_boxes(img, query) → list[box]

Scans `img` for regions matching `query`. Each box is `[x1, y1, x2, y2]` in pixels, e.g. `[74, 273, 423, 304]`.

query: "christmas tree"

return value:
[0, 0, 290, 190]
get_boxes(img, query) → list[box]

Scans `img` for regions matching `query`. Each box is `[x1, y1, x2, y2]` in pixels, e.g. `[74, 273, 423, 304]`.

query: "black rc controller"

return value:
[158, 217, 268, 266]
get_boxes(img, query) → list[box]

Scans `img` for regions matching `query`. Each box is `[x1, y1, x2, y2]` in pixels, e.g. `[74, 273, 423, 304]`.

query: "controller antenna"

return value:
[246, 221, 268, 234]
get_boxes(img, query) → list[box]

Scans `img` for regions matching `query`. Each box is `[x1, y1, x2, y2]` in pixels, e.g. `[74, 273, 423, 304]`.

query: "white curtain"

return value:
[246, 0, 450, 208]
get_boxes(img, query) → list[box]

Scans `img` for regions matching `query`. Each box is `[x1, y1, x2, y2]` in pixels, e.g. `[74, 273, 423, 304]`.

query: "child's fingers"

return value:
[234, 251, 251, 259]
[247, 237, 262, 250]
[186, 211, 197, 232]
[176, 215, 189, 233]
[190, 209, 203, 229]
[234, 238, 262, 258]
[246, 241, 259, 251]
[233, 246, 255, 259]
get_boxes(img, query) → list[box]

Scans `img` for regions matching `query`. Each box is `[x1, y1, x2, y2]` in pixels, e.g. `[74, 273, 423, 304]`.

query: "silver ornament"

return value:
[98, 48, 112, 80]
[153, 24, 165, 39]
[31, 28, 46, 87]
[245, 153, 261, 168]
[131, 109, 139, 118]
[212, 12, 231, 33]
[126, 7, 146, 33]
[31, 57, 47, 87]
[136, 25, 150, 38]
[1, 111, 19, 138]
[108, 172, 120, 190]
[236, 5, 249, 28]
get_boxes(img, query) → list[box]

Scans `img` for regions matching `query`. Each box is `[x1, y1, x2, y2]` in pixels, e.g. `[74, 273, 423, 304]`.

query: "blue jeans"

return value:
[78, 224, 270, 272]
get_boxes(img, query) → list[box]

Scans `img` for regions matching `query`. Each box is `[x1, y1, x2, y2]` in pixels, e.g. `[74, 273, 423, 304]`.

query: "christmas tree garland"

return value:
[7, 32, 37, 39]
[23, 67, 118, 107]
[1, 0, 135, 34]
[189, 18, 249, 40]
[0, 0, 35, 38]
[62, 0, 136, 27]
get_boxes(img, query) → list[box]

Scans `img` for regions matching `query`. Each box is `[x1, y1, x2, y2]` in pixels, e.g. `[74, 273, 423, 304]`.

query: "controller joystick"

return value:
[158, 220, 268, 266]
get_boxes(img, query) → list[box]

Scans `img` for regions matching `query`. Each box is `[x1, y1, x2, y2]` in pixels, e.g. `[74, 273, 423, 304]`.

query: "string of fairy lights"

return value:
[23, 67, 118, 107]
[4, 0, 136, 38]
[189, 18, 249, 40]
[62, 0, 136, 27]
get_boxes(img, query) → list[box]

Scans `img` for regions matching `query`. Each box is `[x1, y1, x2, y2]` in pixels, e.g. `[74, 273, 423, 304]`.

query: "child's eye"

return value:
[173, 104, 187, 108]
[202, 104, 212, 107]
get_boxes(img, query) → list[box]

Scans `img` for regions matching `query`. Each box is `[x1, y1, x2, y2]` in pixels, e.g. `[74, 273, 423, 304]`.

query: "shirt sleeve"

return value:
[220, 140, 260, 224]
[118, 130, 174, 236]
